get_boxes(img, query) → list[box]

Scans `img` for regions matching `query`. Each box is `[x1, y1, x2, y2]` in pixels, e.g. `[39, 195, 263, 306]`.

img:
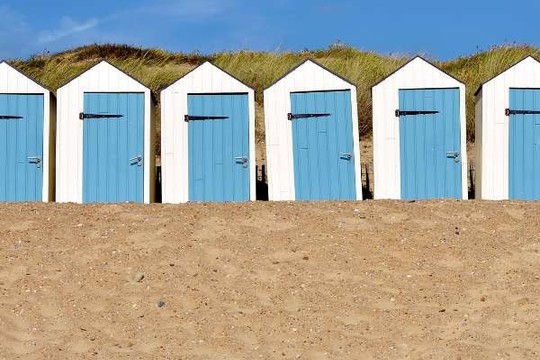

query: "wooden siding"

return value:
[263, 60, 362, 201]
[475, 56, 540, 200]
[160, 62, 256, 204]
[0, 62, 53, 202]
[56, 61, 154, 203]
[372, 57, 468, 200]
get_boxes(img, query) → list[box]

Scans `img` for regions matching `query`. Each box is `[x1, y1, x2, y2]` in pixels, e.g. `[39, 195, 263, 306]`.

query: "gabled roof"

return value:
[474, 55, 540, 96]
[163, 61, 253, 91]
[0, 60, 53, 93]
[372, 55, 464, 88]
[265, 58, 355, 90]
[57, 60, 149, 90]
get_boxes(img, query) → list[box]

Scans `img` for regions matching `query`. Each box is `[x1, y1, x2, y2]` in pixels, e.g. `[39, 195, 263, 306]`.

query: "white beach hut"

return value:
[475, 56, 540, 200]
[56, 61, 155, 203]
[160, 62, 255, 203]
[372, 56, 468, 200]
[264, 59, 362, 201]
[0, 61, 55, 202]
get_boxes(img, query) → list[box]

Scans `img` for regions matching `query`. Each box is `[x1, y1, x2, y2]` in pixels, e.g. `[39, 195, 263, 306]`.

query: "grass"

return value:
[9, 43, 540, 144]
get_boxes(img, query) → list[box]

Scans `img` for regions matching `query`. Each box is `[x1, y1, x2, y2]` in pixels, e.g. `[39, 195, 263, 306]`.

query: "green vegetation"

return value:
[9, 43, 540, 142]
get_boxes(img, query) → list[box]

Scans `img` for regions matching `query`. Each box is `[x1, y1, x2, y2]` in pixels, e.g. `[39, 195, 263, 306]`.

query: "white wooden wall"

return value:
[160, 62, 256, 203]
[475, 56, 540, 200]
[372, 57, 468, 199]
[264, 60, 362, 201]
[56, 61, 154, 203]
[0, 62, 54, 202]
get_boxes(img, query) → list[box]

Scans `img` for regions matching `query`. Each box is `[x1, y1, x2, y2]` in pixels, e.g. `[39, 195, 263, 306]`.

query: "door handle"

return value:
[446, 151, 460, 163]
[27, 156, 41, 168]
[129, 155, 143, 166]
[340, 152, 352, 160]
[234, 156, 248, 168]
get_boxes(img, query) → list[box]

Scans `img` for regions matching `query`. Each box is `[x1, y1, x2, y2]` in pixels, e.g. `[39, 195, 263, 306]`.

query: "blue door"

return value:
[290, 90, 356, 201]
[83, 92, 144, 203]
[509, 88, 540, 200]
[0, 94, 44, 202]
[398, 88, 462, 200]
[187, 93, 250, 202]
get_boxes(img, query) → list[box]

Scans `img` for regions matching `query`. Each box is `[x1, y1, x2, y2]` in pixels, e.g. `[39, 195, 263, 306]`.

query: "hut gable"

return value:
[56, 61, 154, 203]
[160, 62, 256, 204]
[372, 56, 467, 200]
[475, 55, 540, 200]
[264, 59, 362, 201]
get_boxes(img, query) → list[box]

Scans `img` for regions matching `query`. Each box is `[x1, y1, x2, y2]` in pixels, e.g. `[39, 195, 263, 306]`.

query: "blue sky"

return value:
[1, 0, 540, 60]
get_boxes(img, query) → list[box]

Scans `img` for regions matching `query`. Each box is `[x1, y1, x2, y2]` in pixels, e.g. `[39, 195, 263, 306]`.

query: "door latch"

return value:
[339, 152, 352, 160]
[129, 155, 143, 166]
[234, 156, 249, 168]
[446, 151, 460, 163]
[27, 156, 41, 168]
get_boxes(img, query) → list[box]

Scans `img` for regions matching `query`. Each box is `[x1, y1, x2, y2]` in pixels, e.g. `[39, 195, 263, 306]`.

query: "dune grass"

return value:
[9, 43, 540, 144]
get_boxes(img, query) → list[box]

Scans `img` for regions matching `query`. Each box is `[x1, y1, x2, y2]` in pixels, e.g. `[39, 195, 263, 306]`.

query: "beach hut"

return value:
[0, 62, 55, 202]
[161, 62, 255, 203]
[475, 56, 540, 200]
[372, 56, 467, 200]
[56, 61, 155, 203]
[264, 59, 362, 201]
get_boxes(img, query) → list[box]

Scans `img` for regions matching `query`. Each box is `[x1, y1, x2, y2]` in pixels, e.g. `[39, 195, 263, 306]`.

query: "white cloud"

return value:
[38, 16, 100, 44]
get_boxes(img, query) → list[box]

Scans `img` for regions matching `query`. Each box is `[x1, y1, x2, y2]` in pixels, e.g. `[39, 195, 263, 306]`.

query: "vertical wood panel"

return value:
[399, 88, 462, 200]
[161, 62, 255, 204]
[0, 94, 44, 202]
[264, 60, 362, 201]
[509, 88, 540, 199]
[372, 57, 467, 200]
[56, 61, 152, 203]
[187, 93, 249, 202]
[291, 90, 356, 200]
[83, 92, 144, 203]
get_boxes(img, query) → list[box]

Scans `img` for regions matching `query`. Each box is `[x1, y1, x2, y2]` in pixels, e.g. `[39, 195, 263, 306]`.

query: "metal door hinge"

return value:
[505, 108, 540, 116]
[288, 113, 331, 120]
[0, 115, 23, 120]
[339, 152, 352, 160]
[395, 110, 439, 117]
[79, 112, 123, 120]
[184, 115, 228, 122]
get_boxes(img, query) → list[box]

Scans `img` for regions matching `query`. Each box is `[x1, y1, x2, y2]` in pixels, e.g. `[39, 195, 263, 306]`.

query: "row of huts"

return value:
[0, 55, 539, 203]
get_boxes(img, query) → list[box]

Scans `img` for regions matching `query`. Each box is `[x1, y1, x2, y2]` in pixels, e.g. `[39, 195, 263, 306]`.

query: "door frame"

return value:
[81, 91, 146, 203]
[0, 93, 47, 202]
[289, 89, 358, 201]
[397, 87, 464, 200]
[186, 92, 251, 202]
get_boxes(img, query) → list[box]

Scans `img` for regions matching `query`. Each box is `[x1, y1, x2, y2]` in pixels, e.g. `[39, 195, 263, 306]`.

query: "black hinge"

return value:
[79, 112, 124, 120]
[0, 115, 23, 119]
[184, 115, 228, 122]
[395, 110, 439, 117]
[288, 113, 331, 120]
[505, 108, 540, 116]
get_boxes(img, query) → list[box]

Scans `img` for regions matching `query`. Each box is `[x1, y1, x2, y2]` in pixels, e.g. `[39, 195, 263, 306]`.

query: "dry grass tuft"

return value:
[9, 42, 540, 142]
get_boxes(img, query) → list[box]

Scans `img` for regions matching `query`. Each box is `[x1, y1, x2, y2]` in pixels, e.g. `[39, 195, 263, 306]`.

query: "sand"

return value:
[0, 200, 539, 359]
